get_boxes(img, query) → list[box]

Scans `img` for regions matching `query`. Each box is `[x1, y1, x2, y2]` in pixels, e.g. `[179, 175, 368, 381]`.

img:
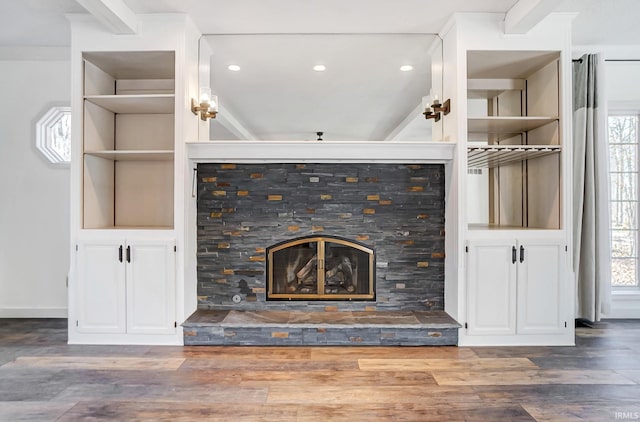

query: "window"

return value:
[609, 113, 639, 287]
[36, 106, 71, 166]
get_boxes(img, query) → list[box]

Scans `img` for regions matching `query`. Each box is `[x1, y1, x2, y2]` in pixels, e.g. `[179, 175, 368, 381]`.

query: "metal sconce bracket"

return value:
[191, 98, 217, 121]
[423, 98, 451, 122]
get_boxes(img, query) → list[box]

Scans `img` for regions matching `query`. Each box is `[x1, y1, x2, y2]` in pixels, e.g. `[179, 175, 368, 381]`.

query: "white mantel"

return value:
[186, 141, 455, 163]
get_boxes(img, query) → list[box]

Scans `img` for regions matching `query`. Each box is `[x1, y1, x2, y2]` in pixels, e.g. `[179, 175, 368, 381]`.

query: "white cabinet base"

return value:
[458, 331, 574, 347]
[70, 232, 181, 345]
[464, 232, 574, 346]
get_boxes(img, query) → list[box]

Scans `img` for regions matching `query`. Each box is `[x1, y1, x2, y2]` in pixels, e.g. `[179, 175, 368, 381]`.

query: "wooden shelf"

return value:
[467, 116, 558, 135]
[467, 144, 561, 168]
[467, 78, 525, 99]
[467, 223, 561, 231]
[468, 117, 557, 136]
[84, 95, 174, 114]
[84, 150, 174, 161]
[87, 225, 174, 230]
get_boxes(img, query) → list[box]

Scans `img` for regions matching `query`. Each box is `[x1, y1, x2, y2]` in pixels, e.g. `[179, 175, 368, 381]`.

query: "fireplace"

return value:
[195, 162, 446, 312]
[267, 235, 375, 300]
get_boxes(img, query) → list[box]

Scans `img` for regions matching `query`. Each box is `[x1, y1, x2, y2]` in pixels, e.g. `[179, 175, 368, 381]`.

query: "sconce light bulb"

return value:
[199, 87, 212, 104]
[209, 95, 219, 112]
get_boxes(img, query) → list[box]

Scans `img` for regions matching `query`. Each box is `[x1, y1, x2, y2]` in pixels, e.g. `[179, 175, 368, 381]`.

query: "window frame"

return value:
[609, 110, 640, 291]
[35, 106, 71, 167]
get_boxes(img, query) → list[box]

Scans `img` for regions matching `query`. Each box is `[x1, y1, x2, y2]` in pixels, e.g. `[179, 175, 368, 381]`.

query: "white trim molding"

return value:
[605, 291, 640, 319]
[0, 308, 68, 318]
[187, 141, 455, 164]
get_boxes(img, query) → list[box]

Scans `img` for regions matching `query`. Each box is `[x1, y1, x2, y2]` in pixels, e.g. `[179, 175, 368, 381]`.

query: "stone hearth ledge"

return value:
[182, 310, 461, 346]
[183, 310, 461, 330]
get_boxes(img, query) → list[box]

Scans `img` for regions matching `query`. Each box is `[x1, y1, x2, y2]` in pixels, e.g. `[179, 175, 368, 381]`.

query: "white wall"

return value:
[0, 60, 70, 317]
[607, 61, 640, 109]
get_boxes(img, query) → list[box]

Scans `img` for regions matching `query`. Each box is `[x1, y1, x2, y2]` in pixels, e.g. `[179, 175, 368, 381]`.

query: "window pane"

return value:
[609, 115, 637, 144]
[611, 230, 637, 257]
[610, 173, 637, 201]
[609, 144, 637, 172]
[611, 258, 638, 287]
[609, 114, 639, 288]
[610, 201, 637, 230]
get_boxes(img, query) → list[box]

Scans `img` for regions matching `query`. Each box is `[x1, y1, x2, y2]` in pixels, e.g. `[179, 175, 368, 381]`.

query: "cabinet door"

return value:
[516, 239, 566, 334]
[125, 239, 176, 334]
[77, 240, 126, 333]
[467, 239, 517, 335]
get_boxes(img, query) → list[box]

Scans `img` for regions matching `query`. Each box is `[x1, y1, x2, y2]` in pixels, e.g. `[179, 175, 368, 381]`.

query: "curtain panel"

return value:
[572, 53, 612, 322]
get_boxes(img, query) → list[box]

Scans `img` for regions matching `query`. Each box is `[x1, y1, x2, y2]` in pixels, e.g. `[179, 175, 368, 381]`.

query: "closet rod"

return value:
[573, 59, 640, 62]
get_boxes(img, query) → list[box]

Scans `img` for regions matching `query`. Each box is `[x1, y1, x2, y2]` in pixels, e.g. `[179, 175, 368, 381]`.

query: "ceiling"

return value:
[1, 0, 639, 142]
[2, 0, 640, 49]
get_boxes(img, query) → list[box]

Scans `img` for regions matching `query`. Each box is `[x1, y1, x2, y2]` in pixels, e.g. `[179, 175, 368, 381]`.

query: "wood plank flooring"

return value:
[1, 319, 640, 421]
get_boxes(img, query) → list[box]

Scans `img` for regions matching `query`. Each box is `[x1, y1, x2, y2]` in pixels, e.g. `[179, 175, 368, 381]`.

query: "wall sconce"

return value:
[423, 96, 451, 122]
[191, 87, 218, 121]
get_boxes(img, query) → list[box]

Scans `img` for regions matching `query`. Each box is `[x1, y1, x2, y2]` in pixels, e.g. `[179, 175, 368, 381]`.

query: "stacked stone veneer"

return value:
[197, 163, 445, 311]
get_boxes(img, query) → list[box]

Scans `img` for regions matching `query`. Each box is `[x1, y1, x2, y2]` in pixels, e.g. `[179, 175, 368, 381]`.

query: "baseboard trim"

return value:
[0, 308, 68, 318]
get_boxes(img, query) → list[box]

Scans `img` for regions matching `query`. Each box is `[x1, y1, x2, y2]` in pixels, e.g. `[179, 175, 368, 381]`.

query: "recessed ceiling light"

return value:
[400, 65, 414, 72]
[227, 64, 241, 71]
[313, 64, 326, 72]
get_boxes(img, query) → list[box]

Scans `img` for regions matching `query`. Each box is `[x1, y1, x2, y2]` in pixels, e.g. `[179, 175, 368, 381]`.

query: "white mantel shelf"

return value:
[186, 141, 456, 163]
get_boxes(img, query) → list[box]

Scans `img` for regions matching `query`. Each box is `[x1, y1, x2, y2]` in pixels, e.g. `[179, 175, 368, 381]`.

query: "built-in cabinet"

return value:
[440, 13, 575, 346]
[467, 237, 567, 337]
[462, 51, 571, 345]
[72, 50, 178, 343]
[76, 237, 176, 335]
[68, 13, 199, 345]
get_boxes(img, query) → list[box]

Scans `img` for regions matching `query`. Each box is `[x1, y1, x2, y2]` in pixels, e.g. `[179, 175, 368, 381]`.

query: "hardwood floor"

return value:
[1, 319, 640, 421]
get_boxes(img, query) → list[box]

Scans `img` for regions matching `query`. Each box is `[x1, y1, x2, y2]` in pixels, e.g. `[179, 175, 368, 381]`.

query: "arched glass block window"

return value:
[36, 106, 71, 166]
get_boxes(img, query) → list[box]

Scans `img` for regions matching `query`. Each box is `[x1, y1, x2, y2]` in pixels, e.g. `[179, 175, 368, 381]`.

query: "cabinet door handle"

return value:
[520, 245, 525, 263]
[118, 245, 123, 263]
[126, 245, 131, 263]
[512, 246, 517, 264]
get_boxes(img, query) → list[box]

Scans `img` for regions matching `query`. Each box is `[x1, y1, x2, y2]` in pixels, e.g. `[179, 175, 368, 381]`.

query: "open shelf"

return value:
[466, 50, 561, 231]
[468, 117, 557, 135]
[467, 78, 525, 99]
[82, 51, 175, 230]
[87, 225, 174, 230]
[84, 150, 174, 161]
[84, 95, 174, 114]
[467, 145, 561, 168]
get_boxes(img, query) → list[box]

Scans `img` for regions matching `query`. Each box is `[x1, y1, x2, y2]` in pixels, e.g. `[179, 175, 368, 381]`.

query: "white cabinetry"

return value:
[442, 14, 575, 347]
[76, 237, 176, 335]
[467, 237, 567, 339]
[68, 15, 202, 346]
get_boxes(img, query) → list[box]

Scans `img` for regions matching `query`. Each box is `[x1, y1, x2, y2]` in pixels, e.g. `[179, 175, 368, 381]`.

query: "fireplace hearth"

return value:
[267, 235, 375, 300]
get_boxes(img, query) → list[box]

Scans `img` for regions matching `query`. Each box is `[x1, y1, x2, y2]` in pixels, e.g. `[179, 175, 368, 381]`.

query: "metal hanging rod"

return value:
[573, 58, 640, 63]
[467, 145, 561, 169]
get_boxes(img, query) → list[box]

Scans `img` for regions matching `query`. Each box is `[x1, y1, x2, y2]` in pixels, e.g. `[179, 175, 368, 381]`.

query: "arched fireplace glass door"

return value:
[267, 236, 375, 300]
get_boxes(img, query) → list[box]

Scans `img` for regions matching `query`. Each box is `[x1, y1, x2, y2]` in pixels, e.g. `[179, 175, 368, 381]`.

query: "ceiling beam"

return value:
[504, 0, 558, 34]
[74, 0, 138, 34]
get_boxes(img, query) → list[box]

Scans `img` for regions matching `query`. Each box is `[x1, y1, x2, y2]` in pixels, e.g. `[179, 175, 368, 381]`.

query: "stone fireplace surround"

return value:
[183, 141, 459, 345]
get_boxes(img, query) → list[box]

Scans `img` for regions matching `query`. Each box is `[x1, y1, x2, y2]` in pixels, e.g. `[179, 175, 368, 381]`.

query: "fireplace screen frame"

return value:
[266, 235, 375, 301]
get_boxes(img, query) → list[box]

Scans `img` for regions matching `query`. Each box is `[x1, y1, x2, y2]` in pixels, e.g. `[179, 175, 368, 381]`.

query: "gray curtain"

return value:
[573, 53, 611, 322]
